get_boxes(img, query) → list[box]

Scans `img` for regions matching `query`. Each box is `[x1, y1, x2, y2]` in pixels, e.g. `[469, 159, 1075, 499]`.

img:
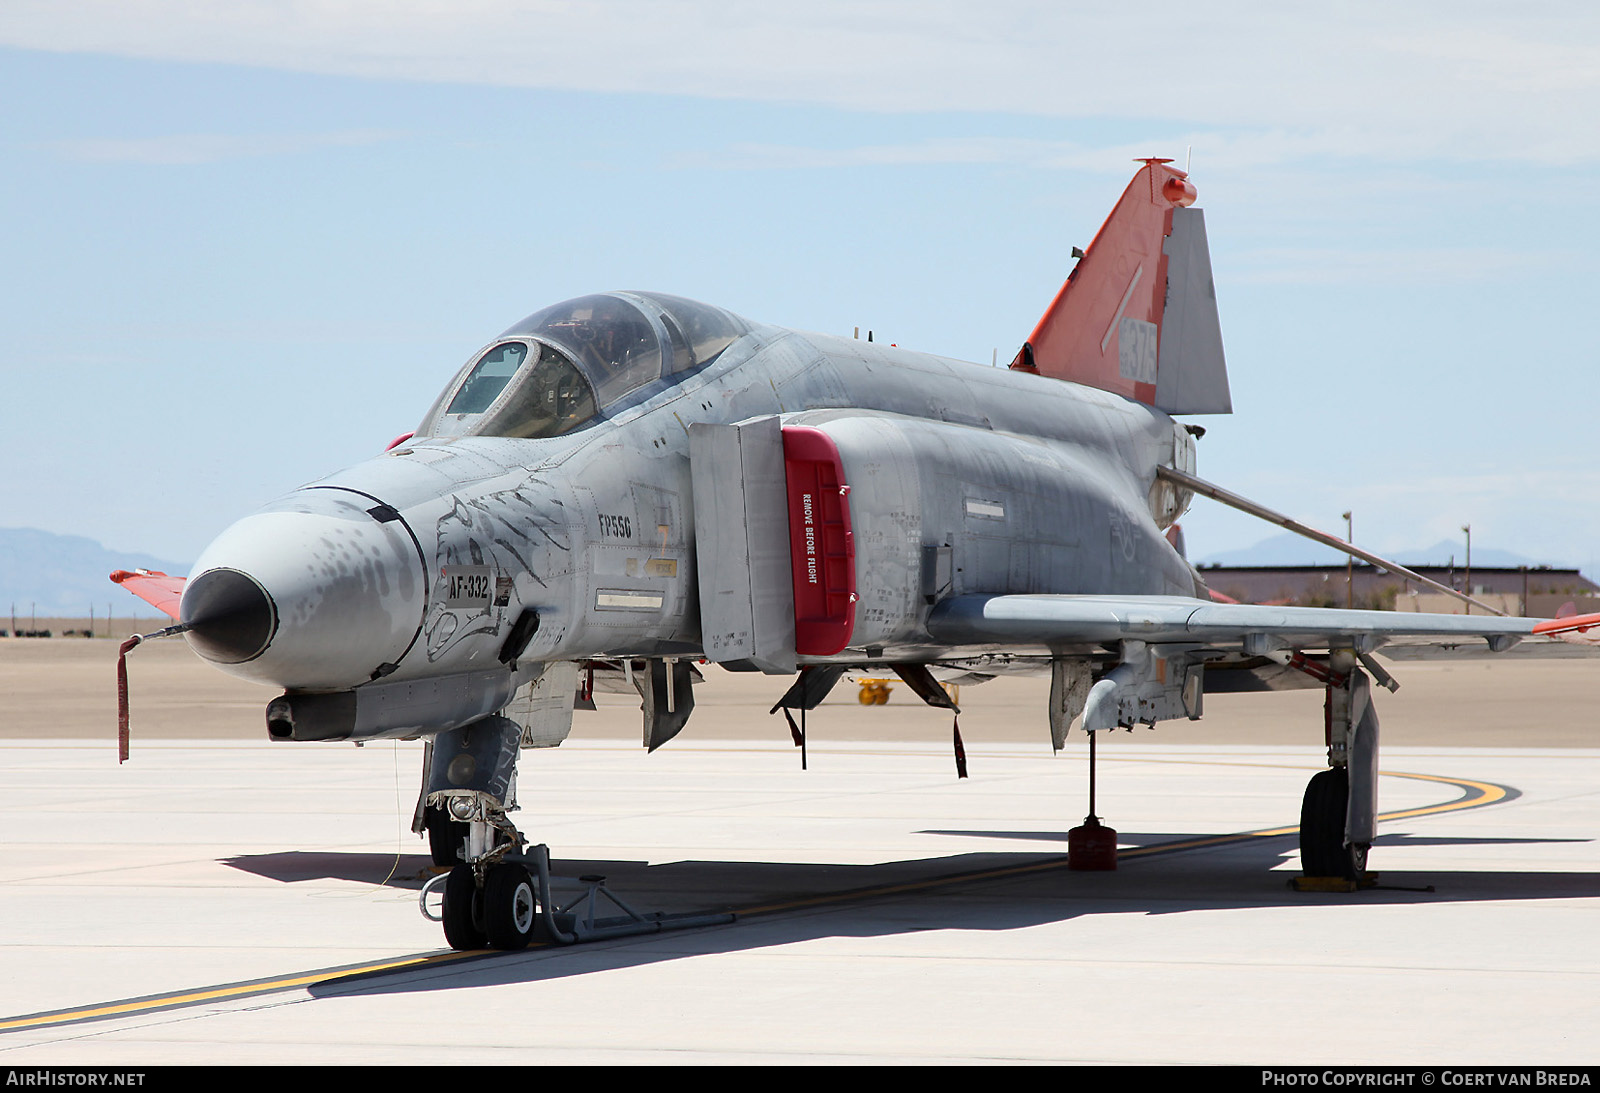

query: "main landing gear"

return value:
[1062, 645, 1384, 886]
[1292, 650, 1383, 888]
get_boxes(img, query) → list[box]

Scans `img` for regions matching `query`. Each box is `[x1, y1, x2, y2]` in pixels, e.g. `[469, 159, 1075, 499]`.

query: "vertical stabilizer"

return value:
[1011, 160, 1231, 415]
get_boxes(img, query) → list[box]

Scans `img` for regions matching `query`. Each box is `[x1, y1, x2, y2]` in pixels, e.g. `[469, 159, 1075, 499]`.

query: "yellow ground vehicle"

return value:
[854, 678, 958, 706]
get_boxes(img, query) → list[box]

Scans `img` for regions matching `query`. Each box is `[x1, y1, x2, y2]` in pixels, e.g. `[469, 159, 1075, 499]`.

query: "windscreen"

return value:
[445, 342, 527, 415]
[418, 292, 756, 440]
[474, 343, 597, 439]
[420, 340, 598, 439]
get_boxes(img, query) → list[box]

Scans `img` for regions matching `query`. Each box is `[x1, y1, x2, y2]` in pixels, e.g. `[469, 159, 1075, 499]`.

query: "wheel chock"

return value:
[1289, 872, 1379, 893]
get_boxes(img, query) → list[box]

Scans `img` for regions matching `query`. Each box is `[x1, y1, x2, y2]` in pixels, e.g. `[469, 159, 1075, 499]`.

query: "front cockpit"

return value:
[416, 291, 752, 440]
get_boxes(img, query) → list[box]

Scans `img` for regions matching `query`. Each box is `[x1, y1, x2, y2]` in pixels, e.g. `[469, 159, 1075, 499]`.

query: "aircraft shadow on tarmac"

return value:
[922, 829, 1590, 849]
[213, 831, 1600, 1002]
[223, 828, 1593, 892]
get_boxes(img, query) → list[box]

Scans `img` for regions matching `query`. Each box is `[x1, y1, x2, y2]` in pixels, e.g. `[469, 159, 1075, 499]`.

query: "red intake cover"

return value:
[782, 426, 856, 655]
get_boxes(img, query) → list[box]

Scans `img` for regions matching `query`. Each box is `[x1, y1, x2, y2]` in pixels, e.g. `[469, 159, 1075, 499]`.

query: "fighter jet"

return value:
[113, 158, 1600, 951]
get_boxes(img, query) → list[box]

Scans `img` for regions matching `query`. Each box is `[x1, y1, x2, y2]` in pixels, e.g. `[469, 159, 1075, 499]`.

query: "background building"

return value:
[1194, 564, 1600, 616]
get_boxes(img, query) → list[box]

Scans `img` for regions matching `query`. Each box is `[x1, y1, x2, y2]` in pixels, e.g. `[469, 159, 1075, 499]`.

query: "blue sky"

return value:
[3, 2, 1597, 573]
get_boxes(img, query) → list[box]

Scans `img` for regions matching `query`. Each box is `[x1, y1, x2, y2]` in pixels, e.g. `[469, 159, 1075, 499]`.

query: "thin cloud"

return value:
[673, 133, 1317, 174]
[4, 2, 1600, 164]
[676, 137, 1109, 172]
[48, 129, 406, 165]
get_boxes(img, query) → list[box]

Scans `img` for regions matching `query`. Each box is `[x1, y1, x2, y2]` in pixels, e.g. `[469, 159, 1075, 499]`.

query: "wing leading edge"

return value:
[926, 593, 1551, 653]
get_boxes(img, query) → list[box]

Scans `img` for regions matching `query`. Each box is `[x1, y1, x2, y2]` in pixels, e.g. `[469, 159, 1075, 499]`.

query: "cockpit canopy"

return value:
[416, 291, 752, 440]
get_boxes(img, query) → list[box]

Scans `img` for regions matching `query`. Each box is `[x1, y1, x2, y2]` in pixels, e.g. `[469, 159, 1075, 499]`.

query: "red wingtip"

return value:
[110, 568, 170, 583]
[1533, 612, 1600, 639]
[110, 569, 186, 621]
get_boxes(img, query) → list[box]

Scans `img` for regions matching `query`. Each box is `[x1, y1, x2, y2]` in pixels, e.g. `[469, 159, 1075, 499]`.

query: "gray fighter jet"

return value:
[114, 159, 1599, 950]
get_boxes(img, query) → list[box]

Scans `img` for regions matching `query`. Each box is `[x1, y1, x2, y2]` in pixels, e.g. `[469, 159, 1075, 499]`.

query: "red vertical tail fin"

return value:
[1012, 159, 1230, 415]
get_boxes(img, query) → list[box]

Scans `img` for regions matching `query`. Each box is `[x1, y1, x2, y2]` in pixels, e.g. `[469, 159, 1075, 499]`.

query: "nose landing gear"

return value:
[416, 714, 733, 952]
[423, 845, 734, 951]
[435, 860, 537, 951]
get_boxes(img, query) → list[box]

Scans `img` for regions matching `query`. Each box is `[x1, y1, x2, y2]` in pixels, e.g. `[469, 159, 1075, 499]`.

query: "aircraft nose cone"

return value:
[183, 487, 427, 689]
[180, 567, 277, 664]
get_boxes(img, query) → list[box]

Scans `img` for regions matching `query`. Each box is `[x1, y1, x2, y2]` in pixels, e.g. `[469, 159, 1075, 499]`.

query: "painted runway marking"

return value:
[0, 763, 1515, 1034]
[0, 952, 488, 1034]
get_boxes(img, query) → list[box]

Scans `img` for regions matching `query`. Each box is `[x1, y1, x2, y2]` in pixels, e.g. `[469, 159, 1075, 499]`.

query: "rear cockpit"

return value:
[417, 291, 752, 440]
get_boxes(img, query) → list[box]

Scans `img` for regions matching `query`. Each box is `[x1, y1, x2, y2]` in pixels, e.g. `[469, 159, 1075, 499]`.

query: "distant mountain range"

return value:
[1194, 532, 1546, 571]
[0, 527, 189, 620]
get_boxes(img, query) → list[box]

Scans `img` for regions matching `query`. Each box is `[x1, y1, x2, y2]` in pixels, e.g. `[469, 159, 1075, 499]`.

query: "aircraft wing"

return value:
[925, 593, 1580, 654]
[110, 569, 186, 621]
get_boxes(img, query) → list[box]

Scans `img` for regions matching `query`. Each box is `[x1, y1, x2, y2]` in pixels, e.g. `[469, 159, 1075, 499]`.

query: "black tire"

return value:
[441, 864, 486, 950]
[1300, 766, 1365, 880]
[425, 806, 470, 867]
[484, 863, 539, 951]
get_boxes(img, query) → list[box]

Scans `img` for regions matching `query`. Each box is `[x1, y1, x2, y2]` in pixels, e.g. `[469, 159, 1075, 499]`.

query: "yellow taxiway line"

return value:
[0, 952, 484, 1033]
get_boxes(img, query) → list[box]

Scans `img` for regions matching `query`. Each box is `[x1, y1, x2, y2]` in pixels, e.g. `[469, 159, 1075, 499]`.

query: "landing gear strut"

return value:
[416, 717, 534, 950]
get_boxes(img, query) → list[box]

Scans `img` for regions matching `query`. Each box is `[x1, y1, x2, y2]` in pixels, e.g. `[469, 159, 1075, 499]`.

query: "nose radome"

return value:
[180, 568, 277, 663]
[183, 488, 428, 690]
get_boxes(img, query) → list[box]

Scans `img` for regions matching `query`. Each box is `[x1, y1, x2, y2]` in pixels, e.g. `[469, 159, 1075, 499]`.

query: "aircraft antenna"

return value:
[1185, 146, 1192, 174]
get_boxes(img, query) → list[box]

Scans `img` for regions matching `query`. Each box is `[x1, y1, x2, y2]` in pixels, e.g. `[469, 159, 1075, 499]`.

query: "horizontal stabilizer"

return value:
[110, 569, 186, 621]
[1012, 159, 1230, 415]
